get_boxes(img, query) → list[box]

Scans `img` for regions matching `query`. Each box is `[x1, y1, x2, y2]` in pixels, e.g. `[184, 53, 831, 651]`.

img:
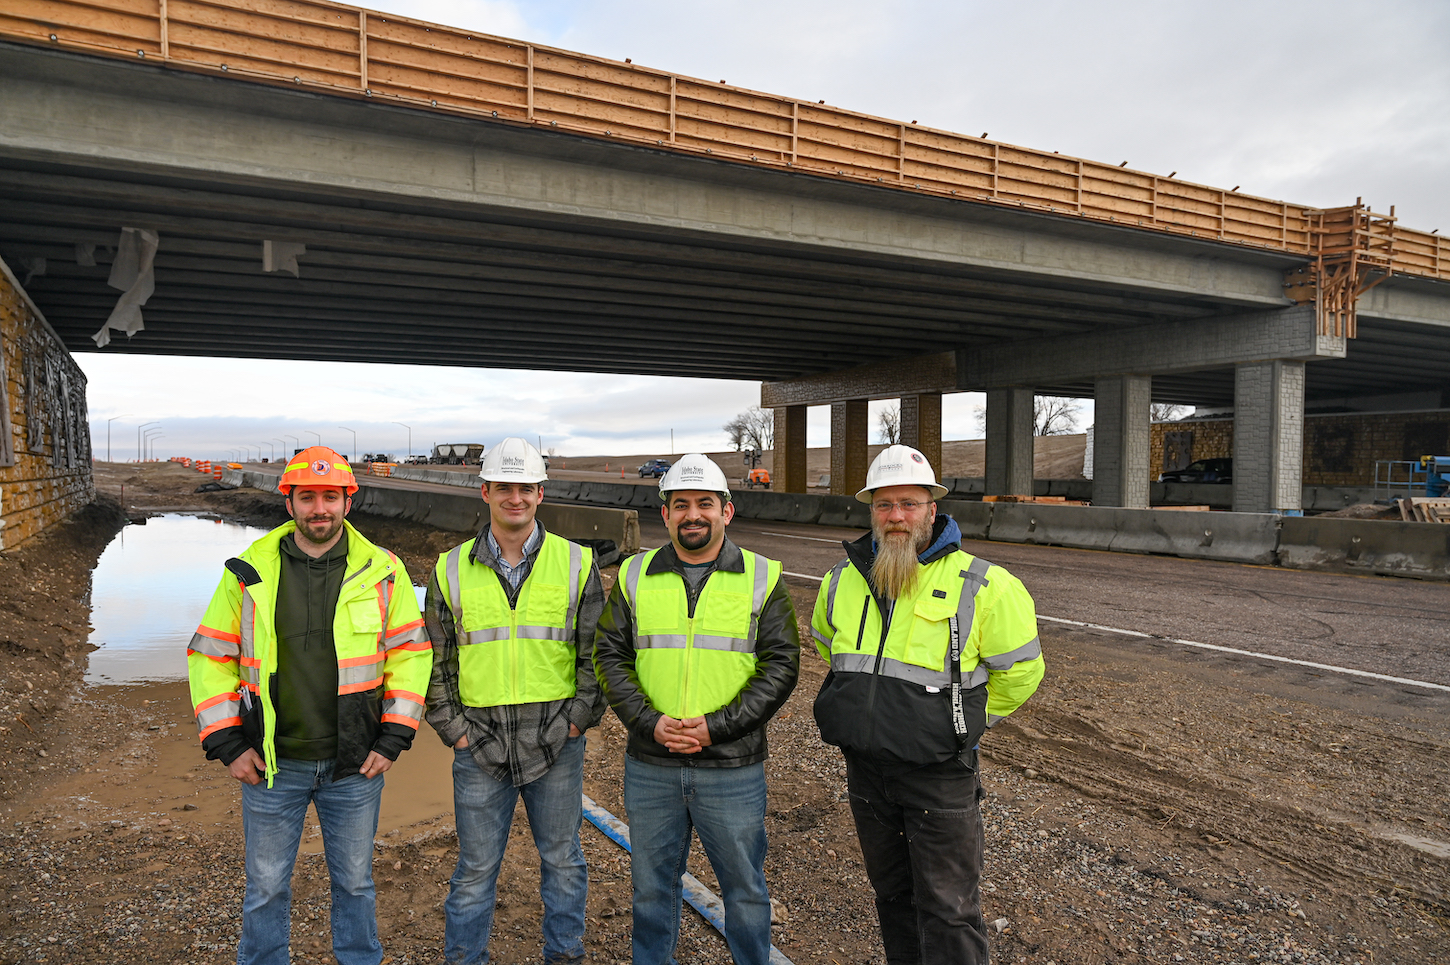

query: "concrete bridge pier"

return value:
[772, 405, 808, 494]
[899, 393, 943, 477]
[829, 400, 869, 497]
[985, 388, 1034, 496]
[1233, 360, 1306, 514]
[1091, 375, 1153, 507]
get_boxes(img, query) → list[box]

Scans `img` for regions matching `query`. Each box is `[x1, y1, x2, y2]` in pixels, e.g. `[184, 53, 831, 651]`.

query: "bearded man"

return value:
[810, 445, 1045, 965]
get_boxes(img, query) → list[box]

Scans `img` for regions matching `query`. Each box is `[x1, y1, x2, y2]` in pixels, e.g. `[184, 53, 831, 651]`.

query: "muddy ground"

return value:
[1, 462, 1445, 964]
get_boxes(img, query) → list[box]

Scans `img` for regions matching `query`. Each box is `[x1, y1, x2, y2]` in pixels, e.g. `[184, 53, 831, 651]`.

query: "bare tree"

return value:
[877, 403, 900, 444]
[724, 406, 774, 451]
[972, 395, 1082, 436]
[1151, 403, 1189, 422]
[1034, 396, 1081, 436]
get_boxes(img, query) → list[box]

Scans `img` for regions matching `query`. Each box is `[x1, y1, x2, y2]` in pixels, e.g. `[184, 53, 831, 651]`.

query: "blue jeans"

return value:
[623, 757, 772, 965]
[238, 757, 385, 965]
[445, 734, 588, 965]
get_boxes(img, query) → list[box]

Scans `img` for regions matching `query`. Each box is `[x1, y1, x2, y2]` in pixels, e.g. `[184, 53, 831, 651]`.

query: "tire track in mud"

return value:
[988, 632, 1450, 917]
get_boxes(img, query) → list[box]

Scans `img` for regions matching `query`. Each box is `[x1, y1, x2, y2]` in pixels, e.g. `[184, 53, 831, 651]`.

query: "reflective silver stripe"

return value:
[196, 698, 241, 729]
[987, 713, 1005, 728]
[460, 626, 511, 645]
[831, 652, 988, 689]
[240, 665, 260, 687]
[382, 695, 425, 721]
[637, 633, 688, 650]
[744, 552, 771, 650]
[339, 660, 384, 687]
[240, 592, 255, 661]
[446, 544, 466, 620]
[692, 633, 756, 654]
[945, 556, 994, 672]
[383, 625, 429, 649]
[515, 624, 571, 642]
[811, 628, 832, 647]
[188, 631, 235, 658]
[824, 560, 848, 628]
[623, 552, 647, 611]
[981, 636, 1041, 671]
[566, 541, 583, 640]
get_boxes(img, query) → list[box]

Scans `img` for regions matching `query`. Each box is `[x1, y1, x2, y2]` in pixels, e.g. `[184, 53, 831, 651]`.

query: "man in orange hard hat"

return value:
[188, 446, 432, 965]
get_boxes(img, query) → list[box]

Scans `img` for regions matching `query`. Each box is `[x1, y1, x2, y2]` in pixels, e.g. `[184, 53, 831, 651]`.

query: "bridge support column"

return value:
[899, 392, 942, 473]
[1091, 376, 1151, 508]
[1233, 360, 1305, 514]
[830, 400, 869, 497]
[771, 405, 808, 493]
[985, 388, 1033, 496]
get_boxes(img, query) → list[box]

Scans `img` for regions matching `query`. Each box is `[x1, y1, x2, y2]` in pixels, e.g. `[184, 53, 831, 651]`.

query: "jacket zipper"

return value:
[680, 571, 703, 720]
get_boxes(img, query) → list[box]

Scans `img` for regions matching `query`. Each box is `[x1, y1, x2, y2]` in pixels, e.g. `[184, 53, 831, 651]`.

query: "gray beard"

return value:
[870, 514, 933, 600]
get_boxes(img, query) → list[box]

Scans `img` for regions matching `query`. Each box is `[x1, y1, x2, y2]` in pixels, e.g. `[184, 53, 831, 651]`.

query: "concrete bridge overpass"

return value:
[1, 0, 1448, 514]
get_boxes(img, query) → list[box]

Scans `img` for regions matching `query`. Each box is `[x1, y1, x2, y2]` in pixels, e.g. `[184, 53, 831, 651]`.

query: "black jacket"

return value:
[594, 538, 800, 767]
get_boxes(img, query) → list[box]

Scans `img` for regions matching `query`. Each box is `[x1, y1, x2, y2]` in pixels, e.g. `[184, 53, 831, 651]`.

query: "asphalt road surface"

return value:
[635, 512, 1450, 693]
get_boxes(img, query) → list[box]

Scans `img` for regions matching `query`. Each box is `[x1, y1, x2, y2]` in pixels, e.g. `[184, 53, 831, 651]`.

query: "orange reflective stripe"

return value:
[192, 651, 236, 665]
[195, 625, 241, 645]
[383, 689, 424, 704]
[338, 652, 384, 668]
[384, 617, 424, 637]
[240, 656, 261, 668]
[339, 677, 383, 695]
[381, 714, 420, 727]
[199, 717, 243, 740]
[195, 692, 240, 714]
[389, 640, 431, 651]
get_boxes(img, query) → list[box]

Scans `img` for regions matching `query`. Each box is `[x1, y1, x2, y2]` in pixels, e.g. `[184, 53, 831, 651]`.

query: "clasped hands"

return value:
[654, 714, 712, 754]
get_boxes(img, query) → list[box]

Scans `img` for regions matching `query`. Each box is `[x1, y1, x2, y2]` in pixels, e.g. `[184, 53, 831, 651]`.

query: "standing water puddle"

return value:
[86, 514, 273, 684]
[85, 514, 429, 685]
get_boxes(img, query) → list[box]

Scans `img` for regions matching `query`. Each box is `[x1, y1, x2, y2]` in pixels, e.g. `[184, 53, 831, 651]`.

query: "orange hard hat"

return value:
[278, 446, 358, 496]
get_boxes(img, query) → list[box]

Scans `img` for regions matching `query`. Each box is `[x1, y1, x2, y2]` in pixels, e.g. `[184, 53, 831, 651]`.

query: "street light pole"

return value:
[305, 430, 321, 448]
[392, 422, 412, 459]
[143, 427, 163, 462]
[284, 434, 300, 457]
[137, 421, 159, 462]
[105, 414, 130, 463]
[261, 441, 274, 462]
[147, 434, 165, 460]
[338, 426, 357, 461]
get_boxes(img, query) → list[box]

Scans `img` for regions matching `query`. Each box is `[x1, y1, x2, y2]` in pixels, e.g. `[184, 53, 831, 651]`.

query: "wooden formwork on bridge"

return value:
[4, 0, 1447, 333]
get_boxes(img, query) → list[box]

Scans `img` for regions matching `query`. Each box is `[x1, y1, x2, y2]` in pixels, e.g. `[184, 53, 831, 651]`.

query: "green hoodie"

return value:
[273, 529, 349, 760]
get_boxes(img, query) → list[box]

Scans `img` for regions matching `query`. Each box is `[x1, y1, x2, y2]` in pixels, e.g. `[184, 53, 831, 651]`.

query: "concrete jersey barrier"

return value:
[985, 503, 1280, 565]
[221, 467, 640, 555]
[1278, 516, 1450, 580]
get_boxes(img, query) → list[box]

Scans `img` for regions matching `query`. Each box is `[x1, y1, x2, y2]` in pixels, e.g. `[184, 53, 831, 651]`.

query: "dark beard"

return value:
[869, 513, 933, 600]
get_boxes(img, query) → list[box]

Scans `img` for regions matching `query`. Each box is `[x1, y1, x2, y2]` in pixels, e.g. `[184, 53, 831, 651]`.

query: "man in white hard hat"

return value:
[594, 453, 801, 965]
[811, 444, 1045, 965]
[424, 437, 606, 965]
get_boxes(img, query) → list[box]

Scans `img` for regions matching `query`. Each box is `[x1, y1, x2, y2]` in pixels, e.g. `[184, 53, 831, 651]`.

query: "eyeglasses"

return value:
[871, 499, 930, 514]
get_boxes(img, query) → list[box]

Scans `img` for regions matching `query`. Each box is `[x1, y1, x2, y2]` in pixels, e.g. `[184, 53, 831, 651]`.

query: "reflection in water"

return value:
[87, 514, 273, 685]
[87, 514, 430, 685]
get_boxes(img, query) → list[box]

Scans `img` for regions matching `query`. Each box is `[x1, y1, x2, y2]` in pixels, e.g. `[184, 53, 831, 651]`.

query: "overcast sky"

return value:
[80, 0, 1450, 462]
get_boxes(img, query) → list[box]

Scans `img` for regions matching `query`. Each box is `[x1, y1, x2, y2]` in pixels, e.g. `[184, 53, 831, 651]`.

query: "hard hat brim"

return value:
[855, 482, 947, 504]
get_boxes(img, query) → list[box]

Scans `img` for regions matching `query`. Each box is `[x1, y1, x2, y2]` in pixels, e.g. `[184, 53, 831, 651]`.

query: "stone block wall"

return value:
[0, 257, 94, 549]
[1149, 410, 1450, 486]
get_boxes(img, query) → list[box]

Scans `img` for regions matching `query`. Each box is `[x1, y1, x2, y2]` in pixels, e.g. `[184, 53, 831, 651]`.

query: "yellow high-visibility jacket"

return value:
[187, 520, 432, 785]
[812, 528, 1043, 766]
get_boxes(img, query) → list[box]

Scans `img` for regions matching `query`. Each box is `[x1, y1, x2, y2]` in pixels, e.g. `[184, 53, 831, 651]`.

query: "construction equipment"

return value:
[430, 443, 485, 465]
[1420, 455, 1450, 498]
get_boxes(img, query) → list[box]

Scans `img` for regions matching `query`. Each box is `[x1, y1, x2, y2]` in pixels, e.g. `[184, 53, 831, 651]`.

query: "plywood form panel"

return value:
[4, 0, 1444, 282]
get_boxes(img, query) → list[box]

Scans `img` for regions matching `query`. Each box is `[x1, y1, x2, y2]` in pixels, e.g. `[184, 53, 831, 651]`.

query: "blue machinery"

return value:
[581, 795, 796, 965]
[1373, 455, 1450, 498]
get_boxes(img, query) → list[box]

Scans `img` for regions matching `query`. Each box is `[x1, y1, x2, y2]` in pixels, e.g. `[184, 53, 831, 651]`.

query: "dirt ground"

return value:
[1, 462, 1446, 965]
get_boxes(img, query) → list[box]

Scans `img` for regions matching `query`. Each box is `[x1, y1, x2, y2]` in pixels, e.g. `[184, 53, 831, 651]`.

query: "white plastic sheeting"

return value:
[92, 227, 158, 347]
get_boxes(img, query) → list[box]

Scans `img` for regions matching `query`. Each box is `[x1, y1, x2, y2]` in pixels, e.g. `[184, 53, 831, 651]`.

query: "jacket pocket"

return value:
[346, 597, 383, 635]
[901, 599, 954, 671]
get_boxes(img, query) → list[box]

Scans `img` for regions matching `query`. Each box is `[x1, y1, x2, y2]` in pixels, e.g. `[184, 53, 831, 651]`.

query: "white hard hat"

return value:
[478, 437, 548, 484]
[658, 453, 731, 501]
[856, 444, 947, 503]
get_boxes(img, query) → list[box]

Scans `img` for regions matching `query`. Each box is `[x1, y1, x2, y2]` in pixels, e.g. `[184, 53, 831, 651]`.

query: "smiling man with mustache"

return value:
[594, 453, 800, 965]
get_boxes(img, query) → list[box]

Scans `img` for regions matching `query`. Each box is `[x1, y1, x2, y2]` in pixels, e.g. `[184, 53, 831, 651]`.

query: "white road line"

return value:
[758, 531, 844, 544]
[1039, 615, 1450, 693]
[777, 569, 1450, 694]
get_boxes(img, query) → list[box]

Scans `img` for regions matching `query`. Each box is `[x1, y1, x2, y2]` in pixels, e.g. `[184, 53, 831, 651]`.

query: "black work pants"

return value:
[844, 751, 987, 965]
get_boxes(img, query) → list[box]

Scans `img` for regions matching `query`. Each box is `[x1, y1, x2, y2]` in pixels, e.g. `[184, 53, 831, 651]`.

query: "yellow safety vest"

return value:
[437, 531, 592, 707]
[620, 548, 781, 719]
